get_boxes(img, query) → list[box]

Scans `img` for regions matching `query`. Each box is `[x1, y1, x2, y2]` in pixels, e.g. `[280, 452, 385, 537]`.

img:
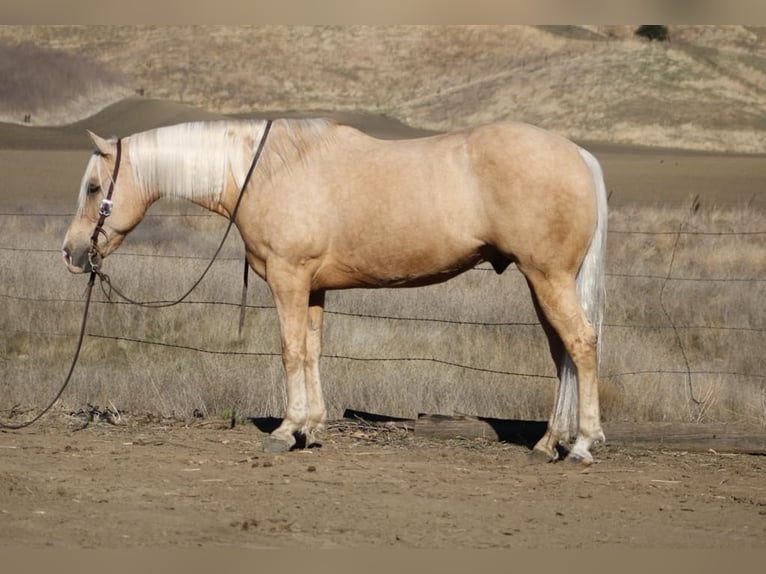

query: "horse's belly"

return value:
[313, 239, 484, 290]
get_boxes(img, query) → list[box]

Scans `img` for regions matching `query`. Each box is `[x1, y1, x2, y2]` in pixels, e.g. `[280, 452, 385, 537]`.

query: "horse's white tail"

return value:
[555, 148, 608, 440]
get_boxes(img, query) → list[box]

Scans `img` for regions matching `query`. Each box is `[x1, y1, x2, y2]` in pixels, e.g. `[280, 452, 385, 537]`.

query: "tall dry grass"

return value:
[1, 199, 764, 425]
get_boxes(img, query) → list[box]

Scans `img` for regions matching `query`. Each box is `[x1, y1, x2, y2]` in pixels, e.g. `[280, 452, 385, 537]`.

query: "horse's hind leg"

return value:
[524, 278, 576, 461]
[521, 268, 604, 464]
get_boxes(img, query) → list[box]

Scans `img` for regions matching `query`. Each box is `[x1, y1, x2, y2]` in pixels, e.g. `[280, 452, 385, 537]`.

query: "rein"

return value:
[0, 120, 272, 430]
[95, 119, 272, 308]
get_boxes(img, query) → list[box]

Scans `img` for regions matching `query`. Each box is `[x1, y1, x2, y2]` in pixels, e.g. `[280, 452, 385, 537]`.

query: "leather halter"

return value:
[88, 138, 122, 271]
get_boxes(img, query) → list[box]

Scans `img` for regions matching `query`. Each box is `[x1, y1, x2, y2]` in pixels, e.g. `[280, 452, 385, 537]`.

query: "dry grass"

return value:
[1, 25, 765, 151]
[1, 201, 764, 425]
[603, 203, 766, 425]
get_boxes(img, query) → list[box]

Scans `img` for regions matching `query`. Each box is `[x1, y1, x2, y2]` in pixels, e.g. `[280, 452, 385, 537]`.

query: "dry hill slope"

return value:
[0, 25, 765, 152]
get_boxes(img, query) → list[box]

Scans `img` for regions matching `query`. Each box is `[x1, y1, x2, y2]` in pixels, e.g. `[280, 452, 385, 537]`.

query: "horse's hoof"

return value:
[261, 435, 293, 453]
[565, 452, 594, 467]
[303, 431, 322, 449]
[566, 438, 596, 466]
[528, 447, 557, 464]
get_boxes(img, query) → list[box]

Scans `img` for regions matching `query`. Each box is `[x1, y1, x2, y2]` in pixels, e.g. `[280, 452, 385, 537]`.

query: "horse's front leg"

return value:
[303, 290, 327, 447]
[262, 268, 312, 453]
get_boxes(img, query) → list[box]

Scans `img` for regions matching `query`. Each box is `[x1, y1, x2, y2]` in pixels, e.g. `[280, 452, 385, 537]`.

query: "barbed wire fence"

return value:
[1, 211, 765, 421]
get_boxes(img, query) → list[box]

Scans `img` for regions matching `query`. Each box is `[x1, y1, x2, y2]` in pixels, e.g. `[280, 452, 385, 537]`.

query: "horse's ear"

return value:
[87, 130, 116, 157]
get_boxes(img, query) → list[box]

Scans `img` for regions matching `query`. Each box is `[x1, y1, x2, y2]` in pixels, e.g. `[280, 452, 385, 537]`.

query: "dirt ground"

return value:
[1, 414, 764, 549]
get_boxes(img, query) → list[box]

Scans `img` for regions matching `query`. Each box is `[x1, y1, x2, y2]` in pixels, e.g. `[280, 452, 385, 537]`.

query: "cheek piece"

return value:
[87, 139, 122, 272]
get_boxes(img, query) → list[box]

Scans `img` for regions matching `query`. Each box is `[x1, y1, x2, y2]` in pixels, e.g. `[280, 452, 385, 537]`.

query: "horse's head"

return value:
[62, 131, 147, 273]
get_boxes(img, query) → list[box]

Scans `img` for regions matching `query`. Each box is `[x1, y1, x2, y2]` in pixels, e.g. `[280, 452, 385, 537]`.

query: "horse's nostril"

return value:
[62, 246, 87, 273]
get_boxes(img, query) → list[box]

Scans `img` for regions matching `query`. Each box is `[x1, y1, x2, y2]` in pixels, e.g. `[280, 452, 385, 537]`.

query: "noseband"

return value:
[88, 138, 122, 272]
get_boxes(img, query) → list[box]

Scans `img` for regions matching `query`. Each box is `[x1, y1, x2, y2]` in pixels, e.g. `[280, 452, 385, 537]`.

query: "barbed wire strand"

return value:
[2, 292, 765, 333]
[5, 329, 761, 381]
[2, 245, 765, 283]
[3, 211, 766, 236]
[85, 333, 557, 379]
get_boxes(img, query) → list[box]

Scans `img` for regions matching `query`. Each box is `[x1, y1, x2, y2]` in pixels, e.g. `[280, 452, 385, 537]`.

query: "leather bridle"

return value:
[88, 138, 122, 275]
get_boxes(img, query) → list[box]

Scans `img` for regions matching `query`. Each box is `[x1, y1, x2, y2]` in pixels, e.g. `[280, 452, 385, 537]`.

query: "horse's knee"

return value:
[281, 343, 306, 375]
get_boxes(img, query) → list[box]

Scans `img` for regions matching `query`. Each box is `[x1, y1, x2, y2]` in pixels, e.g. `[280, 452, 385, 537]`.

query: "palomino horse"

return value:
[62, 119, 607, 463]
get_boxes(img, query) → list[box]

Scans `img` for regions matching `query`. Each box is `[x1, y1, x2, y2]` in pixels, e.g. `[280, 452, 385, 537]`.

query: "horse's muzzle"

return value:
[62, 246, 96, 274]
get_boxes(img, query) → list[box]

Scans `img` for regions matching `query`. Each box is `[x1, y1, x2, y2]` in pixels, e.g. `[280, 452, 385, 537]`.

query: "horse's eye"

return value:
[87, 183, 101, 195]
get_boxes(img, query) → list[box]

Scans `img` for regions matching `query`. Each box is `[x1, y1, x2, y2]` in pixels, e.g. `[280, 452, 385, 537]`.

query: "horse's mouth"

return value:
[62, 248, 97, 274]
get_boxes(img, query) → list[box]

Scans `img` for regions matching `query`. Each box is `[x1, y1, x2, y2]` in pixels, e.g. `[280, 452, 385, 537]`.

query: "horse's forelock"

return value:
[76, 152, 104, 215]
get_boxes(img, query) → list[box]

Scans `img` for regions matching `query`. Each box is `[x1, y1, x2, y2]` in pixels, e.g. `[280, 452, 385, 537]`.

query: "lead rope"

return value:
[238, 258, 249, 338]
[0, 132, 122, 430]
[0, 120, 272, 429]
[1, 137, 122, 430]
[0, 273, 97, 430]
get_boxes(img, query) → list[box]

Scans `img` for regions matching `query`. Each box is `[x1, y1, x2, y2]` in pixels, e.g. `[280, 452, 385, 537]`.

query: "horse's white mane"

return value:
[130, 121, 250, 205]
[79, 118, 335, 212]
[134, 119, 339, 204]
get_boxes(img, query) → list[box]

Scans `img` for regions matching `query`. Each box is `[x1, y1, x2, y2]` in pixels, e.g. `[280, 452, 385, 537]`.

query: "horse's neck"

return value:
[134, 119, 280, 219]
[144, 180, 229, 219]
[130, 125, 233, 215]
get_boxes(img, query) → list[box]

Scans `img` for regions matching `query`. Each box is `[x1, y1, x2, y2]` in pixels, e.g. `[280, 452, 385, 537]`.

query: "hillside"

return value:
[1, 25, 765, 152]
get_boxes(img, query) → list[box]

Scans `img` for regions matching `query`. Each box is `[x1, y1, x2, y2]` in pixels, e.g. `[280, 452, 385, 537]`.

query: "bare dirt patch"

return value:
[1, 415, 764, 549]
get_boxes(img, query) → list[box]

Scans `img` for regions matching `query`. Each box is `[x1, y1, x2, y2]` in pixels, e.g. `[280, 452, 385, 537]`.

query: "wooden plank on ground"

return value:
[342, 409, 415, 430]
[604, 421, 766, 454]
[414, 414, 766, 455]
